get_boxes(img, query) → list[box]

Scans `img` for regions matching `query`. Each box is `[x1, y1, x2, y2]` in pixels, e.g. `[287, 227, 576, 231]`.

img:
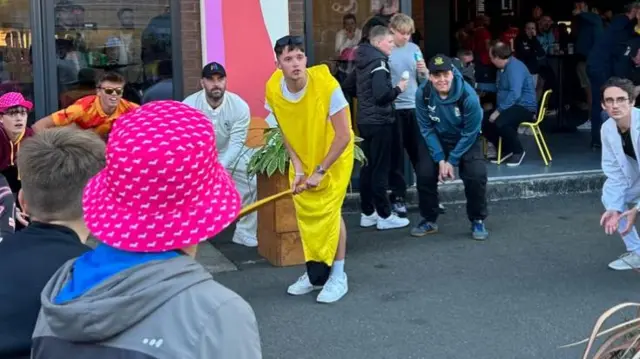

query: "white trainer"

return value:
[287, 273, 323, 296]
[316, 273, 348, 304]
[360, 212, 378, 228]
[376, 213, 410, 230]
[232, 234, 258, 248]
[608, 252, 640, 271]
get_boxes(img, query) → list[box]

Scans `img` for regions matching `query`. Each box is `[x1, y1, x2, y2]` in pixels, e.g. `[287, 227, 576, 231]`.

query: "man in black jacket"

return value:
[0, 128, 104, 359]
[351, 25, 409, 231]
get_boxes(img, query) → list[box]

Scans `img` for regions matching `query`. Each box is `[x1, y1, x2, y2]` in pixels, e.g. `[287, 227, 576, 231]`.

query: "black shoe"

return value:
[506, 152, 526, 167]
[391, 199, 408, 218]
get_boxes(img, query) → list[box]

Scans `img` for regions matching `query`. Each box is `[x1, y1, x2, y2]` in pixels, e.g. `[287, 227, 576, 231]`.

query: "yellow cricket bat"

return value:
[237, 189, 293, 218]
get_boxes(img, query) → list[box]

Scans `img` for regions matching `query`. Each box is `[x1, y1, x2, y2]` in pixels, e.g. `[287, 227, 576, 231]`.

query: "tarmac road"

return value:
[212, 193, 640, 359]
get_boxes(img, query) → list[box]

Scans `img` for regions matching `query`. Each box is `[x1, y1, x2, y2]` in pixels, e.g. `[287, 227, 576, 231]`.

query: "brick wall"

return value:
[289, 0, 304, 36]
[179, 0, 201, 96]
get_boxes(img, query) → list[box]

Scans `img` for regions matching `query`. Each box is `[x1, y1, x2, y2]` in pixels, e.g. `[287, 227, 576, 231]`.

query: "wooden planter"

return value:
[256, 172, 305, 267]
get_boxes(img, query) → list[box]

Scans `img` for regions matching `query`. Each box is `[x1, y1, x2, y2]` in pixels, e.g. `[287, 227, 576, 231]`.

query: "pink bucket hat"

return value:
[0, 92, 33, 113]
[82, 100, 241, 252]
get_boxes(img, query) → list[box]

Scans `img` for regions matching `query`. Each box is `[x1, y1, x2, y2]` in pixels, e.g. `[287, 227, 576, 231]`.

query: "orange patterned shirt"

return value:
[50, 95, 139, 137]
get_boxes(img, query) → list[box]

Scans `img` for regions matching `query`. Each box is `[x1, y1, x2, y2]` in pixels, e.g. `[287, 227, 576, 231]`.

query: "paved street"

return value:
[210, 193, 640, 359]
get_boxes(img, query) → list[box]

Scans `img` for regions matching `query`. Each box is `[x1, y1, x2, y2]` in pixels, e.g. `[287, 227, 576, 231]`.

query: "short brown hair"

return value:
[96, 71, 125, 87]
[17, 128, 106, 222]
[490, 41, 512, 60]
[369, 25, 392, 42]
[389, 13, 415, 34]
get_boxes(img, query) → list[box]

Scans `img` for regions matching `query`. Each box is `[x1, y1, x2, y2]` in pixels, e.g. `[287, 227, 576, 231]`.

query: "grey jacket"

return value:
[32, 255, 262, 359]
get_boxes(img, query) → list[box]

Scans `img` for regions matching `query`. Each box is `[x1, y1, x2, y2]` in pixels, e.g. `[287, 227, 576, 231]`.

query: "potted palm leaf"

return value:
[247, 127, 366, 267]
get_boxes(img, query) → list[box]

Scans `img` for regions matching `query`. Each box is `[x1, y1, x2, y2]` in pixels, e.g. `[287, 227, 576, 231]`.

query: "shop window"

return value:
[52, 0, 174, 109]
[312, 1, 387, 71]
[0, 0, 33, 105]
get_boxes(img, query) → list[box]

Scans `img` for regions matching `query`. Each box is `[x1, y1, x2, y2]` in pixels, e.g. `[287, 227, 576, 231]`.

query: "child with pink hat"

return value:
[0, 92, 35, 229]
[31, 101, 262, 358]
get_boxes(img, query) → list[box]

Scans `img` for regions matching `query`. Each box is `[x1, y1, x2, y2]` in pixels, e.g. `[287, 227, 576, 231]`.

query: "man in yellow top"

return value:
[265, 35, 354, 304]
[33, 72, 139, 140]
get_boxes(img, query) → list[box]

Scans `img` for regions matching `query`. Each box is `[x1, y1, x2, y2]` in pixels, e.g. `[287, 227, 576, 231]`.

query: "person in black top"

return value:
[514, 21, 545, 86]
[360, 0, 398, 43]
[613, 37, 640, 105]
[0, 128, 105, 359]
[345, 25, 410, 231]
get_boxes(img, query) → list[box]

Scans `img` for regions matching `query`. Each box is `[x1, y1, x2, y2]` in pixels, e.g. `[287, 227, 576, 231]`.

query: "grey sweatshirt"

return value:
[31, 255, 262, 359]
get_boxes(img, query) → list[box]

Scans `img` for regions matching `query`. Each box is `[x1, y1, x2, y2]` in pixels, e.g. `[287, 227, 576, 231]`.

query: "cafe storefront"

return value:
[0, 0, 190, 123]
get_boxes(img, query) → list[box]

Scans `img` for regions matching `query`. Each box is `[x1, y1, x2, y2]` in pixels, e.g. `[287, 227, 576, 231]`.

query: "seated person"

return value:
[452, 49, 477, 88]
[482, 41, 537, 167]
[33, 71, 139, 141]
[31, 101, 261, 358]
[0, 128, 104, 359]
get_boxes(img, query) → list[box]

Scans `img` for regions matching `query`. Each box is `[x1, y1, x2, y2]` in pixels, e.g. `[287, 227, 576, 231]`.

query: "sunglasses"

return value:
[99, 87, 124, 96]
[275, 35, 304, 48]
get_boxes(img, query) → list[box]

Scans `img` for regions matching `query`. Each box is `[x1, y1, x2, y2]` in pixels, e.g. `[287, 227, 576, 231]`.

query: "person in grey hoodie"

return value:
[31, 101, 261, 359]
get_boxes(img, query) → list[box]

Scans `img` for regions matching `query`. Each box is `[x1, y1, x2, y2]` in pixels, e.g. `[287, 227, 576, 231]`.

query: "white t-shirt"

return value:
[264, 77, 349, 118]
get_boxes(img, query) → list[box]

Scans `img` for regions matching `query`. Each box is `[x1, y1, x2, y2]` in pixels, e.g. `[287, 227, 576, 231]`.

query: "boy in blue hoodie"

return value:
[415, 54, 489, 240]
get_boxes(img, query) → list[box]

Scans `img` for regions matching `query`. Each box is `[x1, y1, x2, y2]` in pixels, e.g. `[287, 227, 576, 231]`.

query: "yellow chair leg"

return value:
[497, 137, 502, 165]
[530, 125, 549, 166]
[536, 126, 552, 161]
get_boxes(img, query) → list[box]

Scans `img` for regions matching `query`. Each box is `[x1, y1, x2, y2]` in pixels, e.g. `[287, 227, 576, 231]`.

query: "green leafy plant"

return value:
[247, 127, 367, 177]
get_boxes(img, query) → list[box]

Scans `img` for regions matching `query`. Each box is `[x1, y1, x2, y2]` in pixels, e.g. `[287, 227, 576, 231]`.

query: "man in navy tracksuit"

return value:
[415, 54, 489, 241]
[587, 3, 640, 148]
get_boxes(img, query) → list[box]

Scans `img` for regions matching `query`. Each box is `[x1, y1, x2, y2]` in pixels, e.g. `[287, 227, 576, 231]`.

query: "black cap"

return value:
[202, 62, 226, 78]
[427, 54, 453, 73]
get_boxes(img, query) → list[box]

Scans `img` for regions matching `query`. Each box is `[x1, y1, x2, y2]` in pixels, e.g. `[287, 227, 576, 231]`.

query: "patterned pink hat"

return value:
[0, 92, 33, 113]
[82, 100, 241, 252]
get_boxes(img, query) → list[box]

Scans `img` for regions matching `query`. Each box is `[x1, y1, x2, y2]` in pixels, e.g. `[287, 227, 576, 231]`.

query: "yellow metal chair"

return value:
[495, 89, 553, 166]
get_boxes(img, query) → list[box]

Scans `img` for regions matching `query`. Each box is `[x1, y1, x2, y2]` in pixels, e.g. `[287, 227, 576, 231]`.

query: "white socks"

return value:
[331, 259, 345, 278]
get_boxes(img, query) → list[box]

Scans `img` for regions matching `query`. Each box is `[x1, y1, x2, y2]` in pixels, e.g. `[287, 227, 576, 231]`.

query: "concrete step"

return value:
[342, 169, 605, 212]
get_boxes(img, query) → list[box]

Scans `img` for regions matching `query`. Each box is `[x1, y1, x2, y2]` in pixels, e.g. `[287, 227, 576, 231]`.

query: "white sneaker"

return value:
[376, 213, 410, 230]
[287, 273, 323, 295]
[360, 212, 379, 227]
[316, 273, 348, 303]
[608, 252, 640, 270]
[232, 234, 258, 247]
[577, 120, 592, 131]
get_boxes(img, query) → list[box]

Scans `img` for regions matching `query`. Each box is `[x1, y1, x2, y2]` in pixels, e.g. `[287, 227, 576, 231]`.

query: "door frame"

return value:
[30, 0, 185, 120]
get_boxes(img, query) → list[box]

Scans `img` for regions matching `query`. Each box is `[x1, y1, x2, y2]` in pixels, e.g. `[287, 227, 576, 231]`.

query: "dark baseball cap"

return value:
[428, 54, 453, 73]
[202, 62, 226, 78]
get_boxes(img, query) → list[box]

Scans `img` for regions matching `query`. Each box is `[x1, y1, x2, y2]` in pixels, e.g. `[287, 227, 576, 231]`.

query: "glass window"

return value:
[52, 0, 174, 110]
[0, 0, 34, 122]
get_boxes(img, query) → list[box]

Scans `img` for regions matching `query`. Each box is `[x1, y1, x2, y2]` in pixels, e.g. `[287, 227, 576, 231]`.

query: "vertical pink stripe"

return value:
[204, 0, 225, 66]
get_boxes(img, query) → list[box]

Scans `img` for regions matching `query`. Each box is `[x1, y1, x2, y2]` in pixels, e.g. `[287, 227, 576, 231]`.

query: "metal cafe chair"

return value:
[494, 89, 553, 166]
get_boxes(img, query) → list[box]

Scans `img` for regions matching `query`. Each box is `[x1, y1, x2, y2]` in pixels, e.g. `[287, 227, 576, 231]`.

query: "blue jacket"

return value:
[496, 57, 537, 113]
[587, 14, 634, 74]
[415, 68, 482, 166]
[575, 12, 603, 58]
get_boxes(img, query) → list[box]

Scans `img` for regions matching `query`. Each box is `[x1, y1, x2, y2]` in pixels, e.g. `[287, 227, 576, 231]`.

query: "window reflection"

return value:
[53, 0, 174, 108]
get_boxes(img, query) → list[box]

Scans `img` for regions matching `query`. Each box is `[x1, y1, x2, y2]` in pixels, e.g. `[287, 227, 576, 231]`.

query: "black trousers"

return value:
[481, 105, 534, 155]
[422, 139, 488, 222]
[358, 123, 393, 218]
[388, 109, 433, 219]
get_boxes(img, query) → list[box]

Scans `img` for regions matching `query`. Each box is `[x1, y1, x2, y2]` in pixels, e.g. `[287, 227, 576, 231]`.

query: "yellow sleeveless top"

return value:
[265, 65, 354, 266]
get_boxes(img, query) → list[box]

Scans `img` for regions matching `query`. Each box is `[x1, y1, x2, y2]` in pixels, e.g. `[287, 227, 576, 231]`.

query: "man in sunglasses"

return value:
[34, 72, 139, 140]
[265, 35, 354, 304]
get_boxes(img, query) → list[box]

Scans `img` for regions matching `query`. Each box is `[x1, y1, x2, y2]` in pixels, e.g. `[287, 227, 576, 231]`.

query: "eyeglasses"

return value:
[603, 97, 630, 106]
[275, 35, 304, 48]
[99, 87, 124, 96]
[2, 109, 27, 117]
